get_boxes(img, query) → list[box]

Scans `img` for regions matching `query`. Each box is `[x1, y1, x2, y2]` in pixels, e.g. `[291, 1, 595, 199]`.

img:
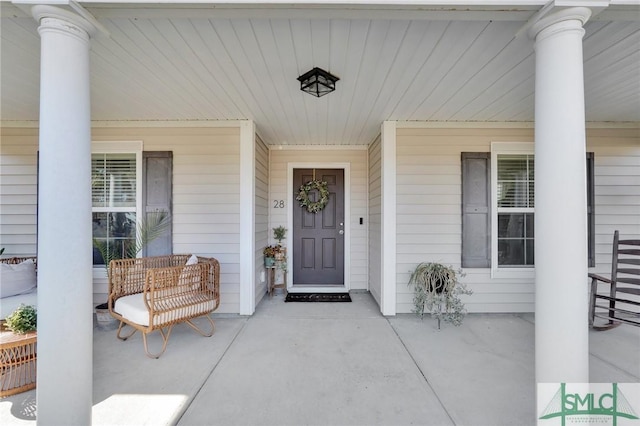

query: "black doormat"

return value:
[285, 293, 352, 303]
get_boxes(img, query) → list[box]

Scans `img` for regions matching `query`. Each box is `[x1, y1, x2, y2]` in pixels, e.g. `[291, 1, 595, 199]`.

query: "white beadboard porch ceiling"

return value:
[1, 2, 639, 146]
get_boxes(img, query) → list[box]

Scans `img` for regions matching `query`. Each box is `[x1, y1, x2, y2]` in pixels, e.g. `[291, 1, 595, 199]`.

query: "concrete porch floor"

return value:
[2, 291, 639, 425]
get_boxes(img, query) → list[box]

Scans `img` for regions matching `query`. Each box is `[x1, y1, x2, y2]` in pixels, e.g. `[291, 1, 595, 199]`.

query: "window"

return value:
[496, 154, 535, 267]
[461, 147, 595, 270]
[491, 143, 535, 273]
[91, 153, 138, 265]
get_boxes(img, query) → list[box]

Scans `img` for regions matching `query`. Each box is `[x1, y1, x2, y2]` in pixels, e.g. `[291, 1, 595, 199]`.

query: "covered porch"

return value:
[1, 1, 639, 424]
[2, 292, 639, 425]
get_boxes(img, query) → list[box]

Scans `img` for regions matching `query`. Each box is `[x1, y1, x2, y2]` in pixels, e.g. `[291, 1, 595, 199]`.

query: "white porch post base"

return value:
[530, 7, 591, 385]
[32, 5, 96, 425]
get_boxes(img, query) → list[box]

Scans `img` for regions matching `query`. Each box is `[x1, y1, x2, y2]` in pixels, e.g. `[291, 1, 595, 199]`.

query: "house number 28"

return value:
[273, 200, 285, 208]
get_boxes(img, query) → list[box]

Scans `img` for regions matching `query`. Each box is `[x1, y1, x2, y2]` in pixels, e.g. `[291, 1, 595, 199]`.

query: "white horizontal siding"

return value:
[368, 136, 382, 306]
[255, 135, 269, 305]
[395, 126, 640, 314]
[396, 127, 535, 313]
[588, 130, 640, 276]
[3, 125, 637, 315]
[589, 132, 640, 307]
[92, 126, 242, 313]
[0, 128, 38, 257]
[269, 148, 369, 290]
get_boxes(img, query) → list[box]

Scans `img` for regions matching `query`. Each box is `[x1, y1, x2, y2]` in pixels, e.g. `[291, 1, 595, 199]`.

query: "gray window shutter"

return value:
[587, 152, 595, 268]
[142, 151, 173, 257]
[461, 152, 491, 268]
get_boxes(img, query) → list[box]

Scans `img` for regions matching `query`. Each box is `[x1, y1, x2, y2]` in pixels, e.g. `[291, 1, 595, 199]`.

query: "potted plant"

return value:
[272, 226, 287, 260]
[93, 211, 171, 330]
[273, 226, 286, 245]
[3, 304, 37, 334]
[263, 245, 279, 267]
[408, 262, 472, 329]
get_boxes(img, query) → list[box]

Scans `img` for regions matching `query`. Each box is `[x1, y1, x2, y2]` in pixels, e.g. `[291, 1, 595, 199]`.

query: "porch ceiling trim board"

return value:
[3, 120, 638, 130]
[60, 4, 543, 22]
[25, 1, 639, 22]
[395, 121, 640, 128]
[269, 144, 369, 150]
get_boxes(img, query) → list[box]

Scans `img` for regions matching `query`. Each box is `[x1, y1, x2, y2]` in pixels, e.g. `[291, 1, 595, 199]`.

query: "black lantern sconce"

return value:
[297, 67, 340, 98]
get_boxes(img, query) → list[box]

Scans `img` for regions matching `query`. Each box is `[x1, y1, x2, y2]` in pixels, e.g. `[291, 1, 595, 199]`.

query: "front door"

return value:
[292, 168, 345, 286]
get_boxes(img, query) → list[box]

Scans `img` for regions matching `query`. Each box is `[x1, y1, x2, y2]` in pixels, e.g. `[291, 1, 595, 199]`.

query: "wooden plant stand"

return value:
[267, 263, 287, 298]
[0, 322, 37, 397]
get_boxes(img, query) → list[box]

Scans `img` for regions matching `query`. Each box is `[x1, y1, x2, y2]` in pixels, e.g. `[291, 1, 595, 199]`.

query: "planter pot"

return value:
[95, 303, 118, 331]
[264, 257, 276, 267]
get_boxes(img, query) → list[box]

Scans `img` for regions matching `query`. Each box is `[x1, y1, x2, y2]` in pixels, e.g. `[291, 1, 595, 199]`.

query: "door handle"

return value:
[339, 230, 344, 235]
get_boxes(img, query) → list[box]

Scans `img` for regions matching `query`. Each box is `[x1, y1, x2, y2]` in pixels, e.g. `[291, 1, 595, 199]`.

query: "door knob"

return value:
[339, 230, 344, 235]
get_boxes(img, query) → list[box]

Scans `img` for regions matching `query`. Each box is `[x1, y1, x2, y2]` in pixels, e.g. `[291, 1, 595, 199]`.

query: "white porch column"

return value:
[530, 7, 591, 384]
[32, 5, 96, 425]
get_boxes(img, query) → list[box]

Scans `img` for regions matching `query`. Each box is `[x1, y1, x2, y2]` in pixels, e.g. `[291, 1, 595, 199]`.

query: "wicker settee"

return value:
[108, 254, 220, 358]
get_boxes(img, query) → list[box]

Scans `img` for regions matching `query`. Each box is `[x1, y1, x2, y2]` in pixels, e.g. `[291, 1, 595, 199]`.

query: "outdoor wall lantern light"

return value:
[297, 67, 340, 97]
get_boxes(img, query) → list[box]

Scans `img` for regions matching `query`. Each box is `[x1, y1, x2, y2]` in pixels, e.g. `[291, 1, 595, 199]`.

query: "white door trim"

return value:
[287, 162, 351, 293]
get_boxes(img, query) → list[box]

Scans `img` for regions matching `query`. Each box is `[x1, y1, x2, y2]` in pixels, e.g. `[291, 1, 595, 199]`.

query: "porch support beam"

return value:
[31, 4, 97, 425]
[530, 7, 592, 386]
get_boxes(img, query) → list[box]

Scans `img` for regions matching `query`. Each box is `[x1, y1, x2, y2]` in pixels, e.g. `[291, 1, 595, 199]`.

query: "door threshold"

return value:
[288, 285, 348, 293]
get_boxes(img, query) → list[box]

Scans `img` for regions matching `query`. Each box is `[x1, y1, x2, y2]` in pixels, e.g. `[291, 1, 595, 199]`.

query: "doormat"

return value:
[285, 293, 352, 303]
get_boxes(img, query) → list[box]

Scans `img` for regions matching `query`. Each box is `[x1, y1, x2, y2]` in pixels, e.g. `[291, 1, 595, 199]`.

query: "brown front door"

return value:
[292, 168, 345, 285]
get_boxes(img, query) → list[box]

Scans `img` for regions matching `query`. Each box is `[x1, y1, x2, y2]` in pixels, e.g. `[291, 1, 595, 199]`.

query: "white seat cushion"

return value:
[114, 293, 151, 326]
[114, 293, 215, 327]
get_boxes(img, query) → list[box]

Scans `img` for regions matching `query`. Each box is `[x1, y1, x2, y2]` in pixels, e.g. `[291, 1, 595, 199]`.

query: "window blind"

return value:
[497, 154, 534, 209]
[91, 154, 136, 208]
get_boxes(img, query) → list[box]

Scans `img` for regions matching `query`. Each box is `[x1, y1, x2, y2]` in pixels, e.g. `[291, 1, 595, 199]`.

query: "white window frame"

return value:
[491, 142, 535, 279]
[91, 141, 143, 273]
